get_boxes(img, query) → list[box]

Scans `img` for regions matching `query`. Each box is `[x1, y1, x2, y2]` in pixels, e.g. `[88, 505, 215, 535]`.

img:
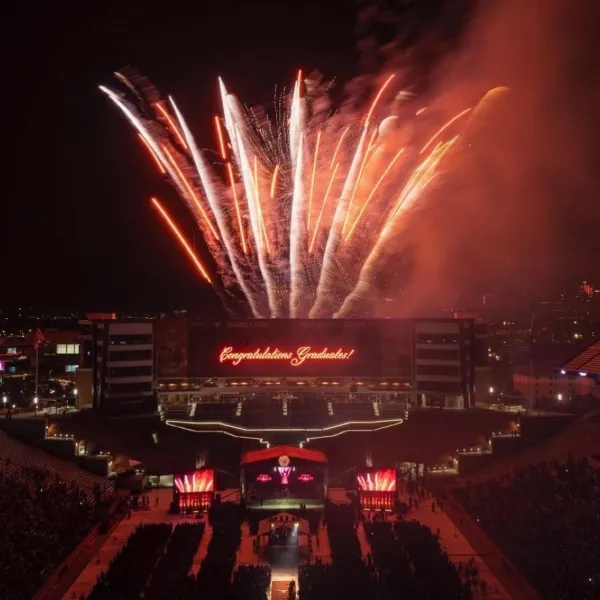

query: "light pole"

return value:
[33, 396, 38, 415]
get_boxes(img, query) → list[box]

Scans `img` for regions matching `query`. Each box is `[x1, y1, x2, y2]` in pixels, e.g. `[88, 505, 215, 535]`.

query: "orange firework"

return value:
[214, 115, 227, 159]
[253, 156, 270, 254]
[137, 133, 166, 174]
[227, 162, 247, 254]
[155, 102, 188, 150]
[162, 146, 220, 240]
[330, 125, 350, 169]
[101, 73, 485, 319]
[420, 107, 471, 154]
[150, 197, 212, 284]
[310, 162, 340, 254]
[270, 164, 280, 199]
[342, 129, 378, 235]
[345, 148, 404, 243]
[308, 130, 322, 231]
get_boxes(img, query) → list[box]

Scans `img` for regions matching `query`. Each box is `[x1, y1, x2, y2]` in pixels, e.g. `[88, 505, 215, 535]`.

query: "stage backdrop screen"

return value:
[357, 469, 397, 492]
[174, 469, 215, 494]
[188, 319, 412, 378]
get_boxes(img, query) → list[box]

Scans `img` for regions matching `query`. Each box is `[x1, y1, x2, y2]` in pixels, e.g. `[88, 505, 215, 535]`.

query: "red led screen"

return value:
[174, 469, 215, 494]
[357, 470, 396, 492]
[188, 319, 413, 378]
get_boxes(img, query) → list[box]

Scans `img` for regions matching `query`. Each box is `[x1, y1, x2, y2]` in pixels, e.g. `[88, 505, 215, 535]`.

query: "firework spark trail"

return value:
[156, 102, 189, 149]
[289, 133, 306, 317]
[214, 116, 227, 159]
[169, 98, 265, 318]
[227, 162, 247, 254]
[308, 130, 322, 231]
[344, 148, 404, 243]
[342, 128, 378, 236]
[330, 125, 350, 169]
[138, 133, 166, 174]
[228, 96, 280, 317]
[335, 138, 459, 318]
[309, 74, 396, 317]
[420, 107, 471, 154]
[288, 72, 309, 317]
[102, 73, 489, 319]
[270, 164, 280, 199]
[99, 86, 221, 251]
[253, 156, 271, 254]
[150, 197, 212, 283]
[310, 162, 340, 254]
[161, 146, 220, 241]
[216, 84, 280, 316]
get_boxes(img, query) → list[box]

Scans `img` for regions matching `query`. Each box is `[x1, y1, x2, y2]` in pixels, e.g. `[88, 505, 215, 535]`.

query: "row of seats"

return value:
[0, 430, 114, 500]
[457, 410, 600, 486]
[0, 463, 103, 600]
[455, 455, 600, 600]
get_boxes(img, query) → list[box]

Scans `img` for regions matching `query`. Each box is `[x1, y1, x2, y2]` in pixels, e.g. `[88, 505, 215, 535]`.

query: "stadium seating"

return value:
[456, 409, 600, 486]
[0, 456, 108, 600]
[0, 430, 114, 500]
[455, 455, 600, 600]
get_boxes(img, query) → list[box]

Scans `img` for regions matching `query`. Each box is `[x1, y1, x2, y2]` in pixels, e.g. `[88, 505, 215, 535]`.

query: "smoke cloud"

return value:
[354, 0, 600, 316]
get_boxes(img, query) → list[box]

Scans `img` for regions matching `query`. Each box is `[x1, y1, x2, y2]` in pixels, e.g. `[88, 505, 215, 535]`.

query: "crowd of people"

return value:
[88, 523, 172, 600]
[0, 462, 102, 600]
[299, 503, 377, 600]
[232, 565, 271, 600]
[455, 455, 600, 600]
[299, 501, 472, 600]
[86, 502, 247, 600]
[145, 523, 206, 600]
[364, 519, 473, 599]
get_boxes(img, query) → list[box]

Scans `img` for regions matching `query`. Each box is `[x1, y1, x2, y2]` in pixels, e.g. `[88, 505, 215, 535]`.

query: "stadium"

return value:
[3, 320, 600, 600]
[152, 316, 486, 435]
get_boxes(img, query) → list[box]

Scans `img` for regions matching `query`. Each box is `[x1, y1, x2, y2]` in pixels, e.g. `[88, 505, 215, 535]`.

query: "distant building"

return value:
[88, 319, 155, 413]
[512, 355, 599, 404]
[0, 330, 80, 378]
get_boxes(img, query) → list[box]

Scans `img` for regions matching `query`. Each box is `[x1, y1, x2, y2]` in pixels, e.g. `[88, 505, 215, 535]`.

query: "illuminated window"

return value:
[65, 365, 78, 373]
[57, 344, 80, 355]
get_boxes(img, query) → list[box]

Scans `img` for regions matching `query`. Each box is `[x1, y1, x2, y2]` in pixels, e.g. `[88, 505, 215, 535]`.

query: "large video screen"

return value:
[246, 457, 324, 499]
[174, 469, 215, 494]
[188, 319, 412, 378]
[357, 469, 397, 492]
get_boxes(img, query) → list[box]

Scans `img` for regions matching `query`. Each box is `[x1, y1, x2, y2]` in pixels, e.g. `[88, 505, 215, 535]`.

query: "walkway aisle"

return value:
[411, 500, 510, 600]
[235, 521, 263, 566]
[311, 521, 332, 563]
[60, 521, 136, 600]
[190, 523, 213, 575]
[270, 568, 297, 600]
[356, 521, 372, 559]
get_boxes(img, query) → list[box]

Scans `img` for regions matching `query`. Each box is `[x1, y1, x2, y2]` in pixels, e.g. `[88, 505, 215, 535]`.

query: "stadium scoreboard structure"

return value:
[156, 317, 483, 408]
[188, 318, 413, 379]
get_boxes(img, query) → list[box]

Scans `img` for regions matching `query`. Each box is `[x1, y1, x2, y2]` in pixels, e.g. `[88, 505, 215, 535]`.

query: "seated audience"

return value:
[0, 463, 102, 600]
[455, 455, 600, 600]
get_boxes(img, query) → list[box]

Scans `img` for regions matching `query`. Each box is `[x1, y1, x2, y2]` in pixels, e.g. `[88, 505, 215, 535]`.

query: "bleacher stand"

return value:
[0, 431, 113, 600]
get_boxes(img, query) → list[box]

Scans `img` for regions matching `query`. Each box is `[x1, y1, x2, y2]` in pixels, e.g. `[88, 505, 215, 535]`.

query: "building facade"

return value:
[155, 317, 486, 409]
[90, 320, 155, 412]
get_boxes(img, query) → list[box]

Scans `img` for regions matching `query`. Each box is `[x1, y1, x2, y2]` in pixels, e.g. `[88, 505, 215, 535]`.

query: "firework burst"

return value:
[100, 71, 497, 318]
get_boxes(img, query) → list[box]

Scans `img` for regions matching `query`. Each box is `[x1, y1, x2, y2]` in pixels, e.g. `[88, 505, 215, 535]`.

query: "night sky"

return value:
[5, 0, 599, 313]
